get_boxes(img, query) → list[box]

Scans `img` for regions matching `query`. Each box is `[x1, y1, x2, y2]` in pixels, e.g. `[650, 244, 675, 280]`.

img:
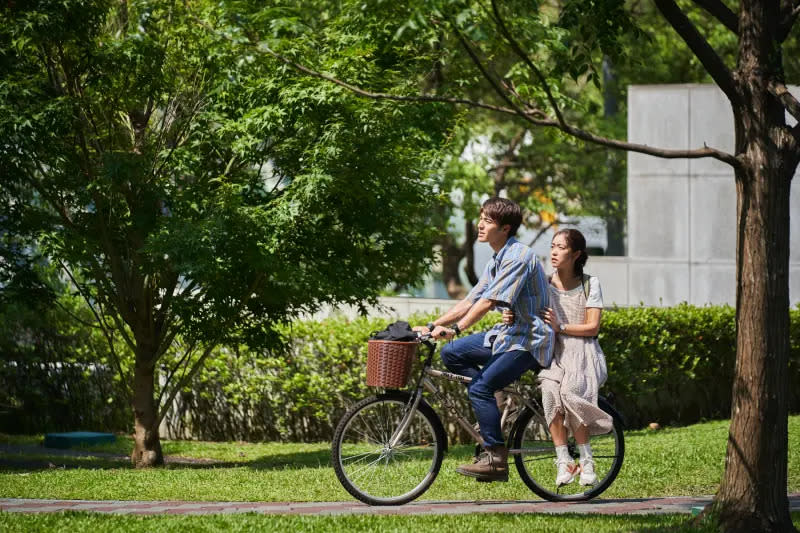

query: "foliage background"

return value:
[4, 305, 799, 442]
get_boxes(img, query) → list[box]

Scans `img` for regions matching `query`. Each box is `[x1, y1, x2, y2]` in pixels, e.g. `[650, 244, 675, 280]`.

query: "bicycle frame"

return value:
[389, 338, 542, 451]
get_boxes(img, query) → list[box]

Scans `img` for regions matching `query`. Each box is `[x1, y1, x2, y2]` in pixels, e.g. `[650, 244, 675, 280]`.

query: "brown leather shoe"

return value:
[455, 445, 509, 482]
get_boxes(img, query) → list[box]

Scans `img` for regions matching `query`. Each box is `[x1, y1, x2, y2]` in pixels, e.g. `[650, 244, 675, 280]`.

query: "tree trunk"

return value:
[131, 356, 164, 467]
[463, 219, 479, 286]
[440, 232, 468, 299]
[712, 146, 795, 533]
[710, 50, 797, 529]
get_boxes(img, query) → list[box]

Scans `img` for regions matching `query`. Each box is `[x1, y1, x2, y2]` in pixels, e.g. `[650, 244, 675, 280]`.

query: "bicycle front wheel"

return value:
[511, 397, 625, 502]
[331, 391, 446, 505]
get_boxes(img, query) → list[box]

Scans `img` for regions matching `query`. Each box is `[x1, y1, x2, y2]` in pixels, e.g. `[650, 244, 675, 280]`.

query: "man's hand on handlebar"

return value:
[430, 325, 456, 339]
[413, 324, 455, 339]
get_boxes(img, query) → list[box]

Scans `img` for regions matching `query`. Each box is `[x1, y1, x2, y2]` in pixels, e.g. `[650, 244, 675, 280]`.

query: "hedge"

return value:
[4, 305, 800, 441]
[167, 304, 800, 442]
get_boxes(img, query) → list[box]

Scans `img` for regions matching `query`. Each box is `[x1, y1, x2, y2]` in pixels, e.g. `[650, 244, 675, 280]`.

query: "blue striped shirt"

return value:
[466, 237, 555, 368]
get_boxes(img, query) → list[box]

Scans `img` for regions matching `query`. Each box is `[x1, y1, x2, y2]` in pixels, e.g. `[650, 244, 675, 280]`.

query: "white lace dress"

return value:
[538, 277, 613, 436]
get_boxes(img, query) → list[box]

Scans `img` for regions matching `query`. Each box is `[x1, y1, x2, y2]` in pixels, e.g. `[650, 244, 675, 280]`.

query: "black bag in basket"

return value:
[369, 321, 417, 342]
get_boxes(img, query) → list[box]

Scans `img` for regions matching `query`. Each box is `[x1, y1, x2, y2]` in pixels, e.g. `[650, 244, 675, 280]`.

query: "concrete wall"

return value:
[592, 84, 800, 307]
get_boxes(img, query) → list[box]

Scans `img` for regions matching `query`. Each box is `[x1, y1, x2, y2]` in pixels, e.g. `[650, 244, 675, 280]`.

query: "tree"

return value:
[0, 0, 453, 466]
[244, 0, 800, 530]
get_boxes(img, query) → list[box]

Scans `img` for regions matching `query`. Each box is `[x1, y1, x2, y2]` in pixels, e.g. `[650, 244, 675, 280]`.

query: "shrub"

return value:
[6, 304, 800, 441]
[171, 305, 800, 442]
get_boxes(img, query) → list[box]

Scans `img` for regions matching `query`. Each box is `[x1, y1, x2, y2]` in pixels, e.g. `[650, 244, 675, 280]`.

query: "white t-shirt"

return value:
[554, 275, 603, 308]
[585, 276, 603, 308]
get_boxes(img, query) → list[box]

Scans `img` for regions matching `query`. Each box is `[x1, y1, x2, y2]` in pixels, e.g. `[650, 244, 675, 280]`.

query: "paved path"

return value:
[3, 495, 800, 516]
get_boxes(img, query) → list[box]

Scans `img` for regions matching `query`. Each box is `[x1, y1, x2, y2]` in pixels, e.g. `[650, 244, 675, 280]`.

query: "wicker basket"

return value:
[366, 340, 418, 388]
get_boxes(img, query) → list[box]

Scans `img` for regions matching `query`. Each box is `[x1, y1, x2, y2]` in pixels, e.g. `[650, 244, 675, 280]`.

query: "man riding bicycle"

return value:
[415, 197, 554, 482]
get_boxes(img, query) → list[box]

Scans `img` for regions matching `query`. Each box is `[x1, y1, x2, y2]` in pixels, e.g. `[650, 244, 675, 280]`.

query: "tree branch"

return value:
[654, 0, 738, 103]
[192, 13, 739, 167]
[528, 221, 556, 248]
[280, 44, 740, 164]
[778, 1, 800, 42]
[57, 259, 132, 402]
[691, 0, 739, 34]
[257, 41, 523, 116]
[156, 338, 197, 408]
[789, 122, 800, 154]
[451, 21, 539, 120]
[768, 81, 800, 124]
[490, 0, 566, 127]
[99, 294, 138, 354]
[493, 128, 527, 195]
[157, 343, 215, 424]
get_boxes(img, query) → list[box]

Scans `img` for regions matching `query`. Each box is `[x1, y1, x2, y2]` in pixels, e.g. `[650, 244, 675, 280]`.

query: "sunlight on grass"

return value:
[0, 416, 797, 503]
[0, 510, 799, 533]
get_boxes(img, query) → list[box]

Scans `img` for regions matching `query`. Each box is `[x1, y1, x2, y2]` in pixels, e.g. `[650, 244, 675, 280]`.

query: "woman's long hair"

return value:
[553, 229, 588, 277]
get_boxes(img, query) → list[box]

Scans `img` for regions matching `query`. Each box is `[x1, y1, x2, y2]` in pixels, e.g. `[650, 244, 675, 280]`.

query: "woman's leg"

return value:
[549, 412, 568, 446]
[573, 425, 597, 485]
[550, 413, 578, 486]
[573, 423, 590, 445]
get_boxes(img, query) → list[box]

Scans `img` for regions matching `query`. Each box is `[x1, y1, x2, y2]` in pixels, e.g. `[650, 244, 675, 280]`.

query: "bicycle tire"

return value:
[331, 391, 447, 505]
[511, 396, 625, 502]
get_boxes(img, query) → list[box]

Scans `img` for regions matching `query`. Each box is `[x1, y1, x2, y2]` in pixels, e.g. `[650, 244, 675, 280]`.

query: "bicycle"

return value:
[331, 333, 625, 506]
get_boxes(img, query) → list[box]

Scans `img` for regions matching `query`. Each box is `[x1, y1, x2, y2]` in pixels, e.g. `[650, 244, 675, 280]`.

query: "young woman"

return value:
[503, 228, 611, 486]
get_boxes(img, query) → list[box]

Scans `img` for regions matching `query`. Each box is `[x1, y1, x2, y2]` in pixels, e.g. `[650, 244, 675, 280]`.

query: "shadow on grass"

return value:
[0, 446, 337, 472]
[0, 443, 482, 473]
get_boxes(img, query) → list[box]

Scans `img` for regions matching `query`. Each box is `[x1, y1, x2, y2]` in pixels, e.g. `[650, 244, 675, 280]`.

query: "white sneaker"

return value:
[555, 460, 579, 486]
[579, 459, 597, 486]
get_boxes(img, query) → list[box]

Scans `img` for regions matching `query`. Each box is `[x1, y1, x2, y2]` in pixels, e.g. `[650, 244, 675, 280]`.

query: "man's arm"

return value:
[413, 297, 473, 333]
[431, 298, 494, 339]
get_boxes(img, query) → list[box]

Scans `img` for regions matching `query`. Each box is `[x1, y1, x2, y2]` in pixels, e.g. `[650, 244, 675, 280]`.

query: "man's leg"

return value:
[455, 350, 540, 481]
[469, 350, 539, 447]
[439, 332, 492, 380]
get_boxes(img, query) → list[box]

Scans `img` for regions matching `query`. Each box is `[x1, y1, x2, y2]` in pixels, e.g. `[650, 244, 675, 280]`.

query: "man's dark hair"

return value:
[480, 197, 523, 237]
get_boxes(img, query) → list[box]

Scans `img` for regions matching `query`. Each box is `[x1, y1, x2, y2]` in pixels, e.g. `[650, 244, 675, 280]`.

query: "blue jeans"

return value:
[440, 332, 541, 447]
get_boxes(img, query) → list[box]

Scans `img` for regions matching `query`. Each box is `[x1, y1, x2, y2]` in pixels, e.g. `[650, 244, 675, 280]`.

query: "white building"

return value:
[590, 84, 800, 306]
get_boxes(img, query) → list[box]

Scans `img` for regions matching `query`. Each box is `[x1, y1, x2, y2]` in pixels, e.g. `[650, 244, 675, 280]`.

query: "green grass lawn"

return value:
[1, 417, 798, 532]
[2, 416, 798, 502]
[2, 511, 799, 533]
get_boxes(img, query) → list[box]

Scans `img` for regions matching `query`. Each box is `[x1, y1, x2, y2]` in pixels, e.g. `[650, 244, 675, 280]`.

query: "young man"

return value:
[416, 197, 554, 482]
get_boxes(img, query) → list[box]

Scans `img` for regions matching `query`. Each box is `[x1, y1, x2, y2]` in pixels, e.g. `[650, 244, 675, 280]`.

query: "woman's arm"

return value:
[540, 307, 602, 337]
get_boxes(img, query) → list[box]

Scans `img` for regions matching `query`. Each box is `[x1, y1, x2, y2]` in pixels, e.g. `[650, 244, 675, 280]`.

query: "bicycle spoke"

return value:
[341, 449, 383, 465]
[522, 455, 554, 463]
[348, 454, 388, 483]
[354, 411, 384, 445]
[346, 425, 383, 446]
[333, 396, 443, 504]
[512, 405, 624, 502]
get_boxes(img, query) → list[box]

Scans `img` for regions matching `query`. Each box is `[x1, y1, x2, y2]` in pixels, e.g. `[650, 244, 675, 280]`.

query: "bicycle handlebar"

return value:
[416, 330, 448, 342]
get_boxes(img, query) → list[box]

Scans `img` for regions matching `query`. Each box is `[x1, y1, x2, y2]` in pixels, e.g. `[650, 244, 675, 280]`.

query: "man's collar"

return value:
[492, 236, 517, 261]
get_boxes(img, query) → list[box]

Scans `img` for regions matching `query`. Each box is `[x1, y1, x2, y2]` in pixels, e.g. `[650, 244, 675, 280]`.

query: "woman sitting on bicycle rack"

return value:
[414, 197, 554, 483]
[505, 228, 612, 488]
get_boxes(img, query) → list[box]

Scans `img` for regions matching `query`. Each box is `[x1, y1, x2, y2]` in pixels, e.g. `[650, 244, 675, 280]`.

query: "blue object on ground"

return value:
[43, 432, 116, 449]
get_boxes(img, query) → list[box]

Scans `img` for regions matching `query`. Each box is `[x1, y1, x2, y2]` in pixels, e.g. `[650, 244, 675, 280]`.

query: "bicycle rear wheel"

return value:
[331, 391, 446, 505]
[511, 397, 624, 502]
